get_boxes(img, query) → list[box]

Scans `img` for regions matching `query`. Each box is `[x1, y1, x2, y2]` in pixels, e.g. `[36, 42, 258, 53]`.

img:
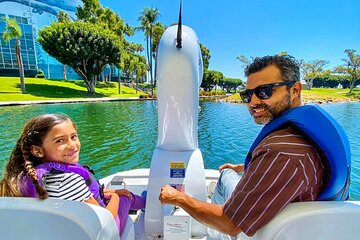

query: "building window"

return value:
[0, 15, 36, 71]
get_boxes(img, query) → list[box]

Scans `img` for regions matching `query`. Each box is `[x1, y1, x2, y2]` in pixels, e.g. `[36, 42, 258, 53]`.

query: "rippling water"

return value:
[0, 101, 359, 199]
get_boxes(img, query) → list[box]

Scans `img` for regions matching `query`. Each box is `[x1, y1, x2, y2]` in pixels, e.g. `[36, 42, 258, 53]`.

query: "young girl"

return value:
[0, 114, 145, 235]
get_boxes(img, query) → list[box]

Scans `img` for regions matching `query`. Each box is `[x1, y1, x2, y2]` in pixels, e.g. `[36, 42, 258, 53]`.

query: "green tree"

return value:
[220, 78, 243, 93]
[133, 55, 147, 94]
[56, 11, 71, 80]
[77, 0, 133, 38]
[76, 0, 102, 21]
[38, 21, 123, 93]
[128, 42, 144, 53]
[76, 0, 142, 89]
[213, 71, 224, 92]
[313, 75, 347, 88]
[236, 55, 252, 68]
[277, 51, 288, 56]
[117, 51, 147, 94]
[335, 49, 360, 93]
[151, 22, 166, 54]
[237, 52, 288, 72]
[201, 70, 224, 92]
[2, 17, 25, 93]
[57, 11, 71, 23]
[300, 59, 329, 90]
[151, 22, 166, 87]
[125, 43, 146, 93]
[200, 42, 211, 71]
[137, 7, 160, 96]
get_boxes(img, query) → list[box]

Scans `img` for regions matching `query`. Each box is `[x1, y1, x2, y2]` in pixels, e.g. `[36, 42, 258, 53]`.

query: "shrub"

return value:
[35, 69, 45, 78]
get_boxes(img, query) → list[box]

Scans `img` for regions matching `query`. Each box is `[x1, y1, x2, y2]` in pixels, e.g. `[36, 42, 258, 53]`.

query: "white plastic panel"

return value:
[145, 148, 207, 238]
[239, 201, 360, 240]
[156, 25, 203, 151]
[0, 197, 119, 240]
[145, 24, 206, 239]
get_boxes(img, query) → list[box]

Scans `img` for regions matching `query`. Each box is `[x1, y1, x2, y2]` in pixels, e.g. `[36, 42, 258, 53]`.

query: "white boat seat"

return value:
[0, 197, 120, 240]
[239, 201, 360, 240]
[121, 215, 135, 240]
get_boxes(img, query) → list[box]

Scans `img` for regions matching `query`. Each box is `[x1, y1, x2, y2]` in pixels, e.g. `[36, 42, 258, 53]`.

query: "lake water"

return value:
[0, 101, 359, 200]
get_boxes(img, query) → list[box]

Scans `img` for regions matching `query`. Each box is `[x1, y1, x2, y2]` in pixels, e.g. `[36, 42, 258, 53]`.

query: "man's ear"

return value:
[292, 81, 302, 96]
[30, 145, 44, 158]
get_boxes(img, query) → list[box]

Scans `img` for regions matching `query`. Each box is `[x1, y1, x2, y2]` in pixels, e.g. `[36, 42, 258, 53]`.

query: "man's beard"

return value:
[251, 93, 291, 125]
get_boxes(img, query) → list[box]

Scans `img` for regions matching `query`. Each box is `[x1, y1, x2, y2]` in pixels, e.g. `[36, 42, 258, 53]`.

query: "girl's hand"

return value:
[104, 188, 132, 199]
[103, 190, 119, 201]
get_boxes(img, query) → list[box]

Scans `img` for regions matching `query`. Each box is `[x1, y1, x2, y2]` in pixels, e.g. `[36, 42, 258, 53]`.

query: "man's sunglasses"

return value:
[239, 81, 296, 103]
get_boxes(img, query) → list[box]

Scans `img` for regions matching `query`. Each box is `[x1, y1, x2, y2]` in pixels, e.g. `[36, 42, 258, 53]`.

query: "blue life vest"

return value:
[20, 162, 106, 206]
[244, 104, 351, 201]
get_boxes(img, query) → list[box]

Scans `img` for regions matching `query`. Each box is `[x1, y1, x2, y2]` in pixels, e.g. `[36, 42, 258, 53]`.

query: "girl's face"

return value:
[33, 120, 81, 165]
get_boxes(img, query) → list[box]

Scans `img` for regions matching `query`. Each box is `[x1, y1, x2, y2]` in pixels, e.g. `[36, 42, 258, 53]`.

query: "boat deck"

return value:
[100, 169, 224, 239]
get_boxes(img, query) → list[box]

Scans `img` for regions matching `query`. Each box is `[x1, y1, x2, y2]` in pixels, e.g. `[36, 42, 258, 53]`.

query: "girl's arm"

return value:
[104, 188, 133, 199]
[104, 192, 120, 219]
[84, 193, 119, 219]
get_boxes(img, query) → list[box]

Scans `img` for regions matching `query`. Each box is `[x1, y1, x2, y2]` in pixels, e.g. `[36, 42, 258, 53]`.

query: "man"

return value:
[159, 55, 347, 237]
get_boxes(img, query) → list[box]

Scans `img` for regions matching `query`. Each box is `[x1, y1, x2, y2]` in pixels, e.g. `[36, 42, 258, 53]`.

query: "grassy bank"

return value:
[0, 77, 147, 102]
[301, 88, 360, 103]
[225, 88, 360, 103]
[0, 77, 359, 103]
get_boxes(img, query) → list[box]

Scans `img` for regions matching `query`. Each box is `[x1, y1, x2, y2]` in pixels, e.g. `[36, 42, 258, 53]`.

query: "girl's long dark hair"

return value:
[0, 114, 76, 199]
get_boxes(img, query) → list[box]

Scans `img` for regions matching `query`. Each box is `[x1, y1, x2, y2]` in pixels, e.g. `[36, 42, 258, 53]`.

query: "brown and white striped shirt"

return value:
[223, 126, 325, 236]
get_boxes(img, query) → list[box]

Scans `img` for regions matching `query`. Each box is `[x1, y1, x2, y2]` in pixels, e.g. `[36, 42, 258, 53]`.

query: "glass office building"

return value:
[0, 14, 37, 76]
[0, 0, 83, 79]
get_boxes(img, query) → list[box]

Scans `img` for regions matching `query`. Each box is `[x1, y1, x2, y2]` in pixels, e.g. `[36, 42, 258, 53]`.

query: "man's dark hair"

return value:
[244, 55, 300, 82]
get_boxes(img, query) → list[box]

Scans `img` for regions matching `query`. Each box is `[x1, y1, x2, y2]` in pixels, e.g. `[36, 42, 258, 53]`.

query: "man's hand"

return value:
[159, 185, 182, 205]
[116, 189, 133, 199]
[219, 163, 244, 173]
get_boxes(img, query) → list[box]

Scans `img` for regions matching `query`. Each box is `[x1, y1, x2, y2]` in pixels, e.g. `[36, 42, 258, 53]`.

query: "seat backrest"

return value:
[0, 197, 120, 240]
[239, 201, 360, 240]
[121, 215, 135, 240]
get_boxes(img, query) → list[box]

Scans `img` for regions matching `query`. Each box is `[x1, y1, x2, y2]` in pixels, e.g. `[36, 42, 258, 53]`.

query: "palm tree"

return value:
[133, 55, 147, 94]
[2, 17, 25, 93]
[151, 22, 166, 87]
[137, 7, 160, 96]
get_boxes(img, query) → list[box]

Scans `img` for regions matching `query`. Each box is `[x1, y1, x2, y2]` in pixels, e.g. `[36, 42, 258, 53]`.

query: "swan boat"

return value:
[1, 8, 360, 240]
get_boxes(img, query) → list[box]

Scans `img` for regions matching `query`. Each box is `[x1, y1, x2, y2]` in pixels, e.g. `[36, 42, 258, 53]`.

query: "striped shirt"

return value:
[43, 172, 92, 202]
[223, 126, 325, 236]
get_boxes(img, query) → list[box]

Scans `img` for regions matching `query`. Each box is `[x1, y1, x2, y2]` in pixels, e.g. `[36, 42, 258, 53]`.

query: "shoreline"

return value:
[0, 95, 223, 107]
[0, 95, 358, 107]
[0, 97, 156, 107]
[219, 98, 359, 104]
[217, 95, 359, 105]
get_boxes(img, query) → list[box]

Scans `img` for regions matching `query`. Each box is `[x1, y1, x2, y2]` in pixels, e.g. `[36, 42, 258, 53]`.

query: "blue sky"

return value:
[99, 0, 360, 80]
